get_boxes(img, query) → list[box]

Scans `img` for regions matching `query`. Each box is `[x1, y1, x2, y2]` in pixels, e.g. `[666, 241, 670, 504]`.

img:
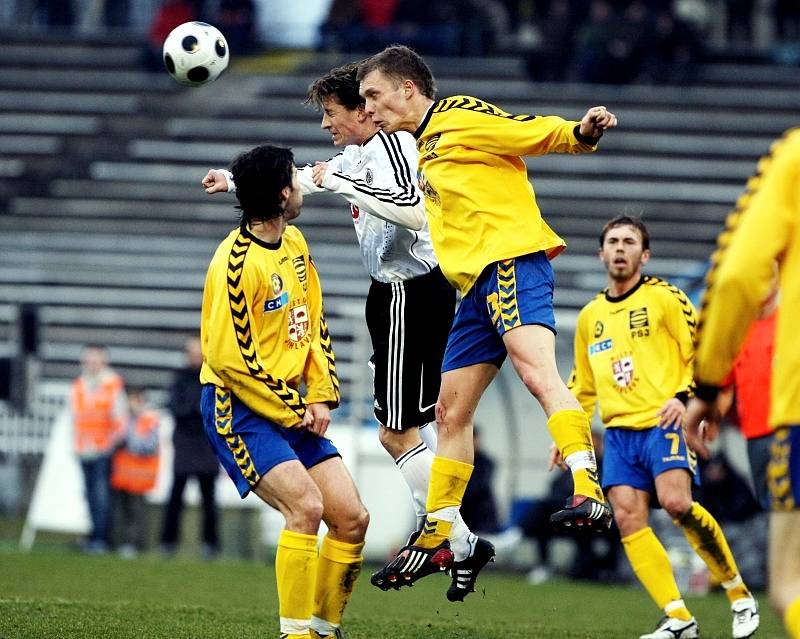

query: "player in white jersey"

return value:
[202, 63, 494, 602]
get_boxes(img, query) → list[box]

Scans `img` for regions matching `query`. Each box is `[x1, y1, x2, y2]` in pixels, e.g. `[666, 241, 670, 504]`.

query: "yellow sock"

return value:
[785, 595, 800, 639]
[276, 529, 318, 638]
[416, 455, 472, 549]
[623, 527, 692, 621]
[676, 502, 750, 603]
[311, 535, 364, 636]
[547, 409, 604, 502]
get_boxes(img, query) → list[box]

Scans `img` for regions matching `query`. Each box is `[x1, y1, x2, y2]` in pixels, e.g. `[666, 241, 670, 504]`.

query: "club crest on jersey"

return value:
[589, 338, 612, 355]
[365, 168, 373, 185]
[611, 354, 637, 390]
[417, 171, 441, 207]
[287, 303, 309, 346]
[594, 321, 604, 338]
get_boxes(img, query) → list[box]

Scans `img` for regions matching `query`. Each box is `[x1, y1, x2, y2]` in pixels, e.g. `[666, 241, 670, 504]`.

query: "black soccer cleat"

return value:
[549, 494, 612, 533]
[370, 539, 454, 591]
[446, 537, 496, 602]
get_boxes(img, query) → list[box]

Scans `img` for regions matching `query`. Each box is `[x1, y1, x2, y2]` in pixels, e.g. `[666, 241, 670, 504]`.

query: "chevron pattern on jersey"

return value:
[226, 232, 306, 418]
[645, 276, 697, 337]
[768, 428, 796, 511]
[497, 259, 521, 331]
[317, 310, 340, 404]
[433, 96, 535, 122]
[215, 387, 260, 487]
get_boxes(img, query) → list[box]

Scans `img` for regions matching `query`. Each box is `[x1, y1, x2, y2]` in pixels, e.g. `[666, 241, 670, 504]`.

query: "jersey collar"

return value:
[241, 225, 283, 250]
[414, 101, 437, 139]
[604, 275, 646, 303]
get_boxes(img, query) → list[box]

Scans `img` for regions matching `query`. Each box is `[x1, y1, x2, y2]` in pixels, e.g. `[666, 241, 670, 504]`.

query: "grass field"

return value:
[0, 548, 785, 638]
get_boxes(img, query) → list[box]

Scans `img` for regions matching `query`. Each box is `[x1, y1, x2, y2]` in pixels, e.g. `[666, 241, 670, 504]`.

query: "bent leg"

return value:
[659, 469, 751, 604]
[504, 324, 603, 502]
[308, 457, 368, 637]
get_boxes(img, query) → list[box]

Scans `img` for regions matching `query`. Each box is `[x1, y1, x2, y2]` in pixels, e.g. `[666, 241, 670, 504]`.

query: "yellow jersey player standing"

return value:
[685, 128, 800, 639]
[200, 144, 369, 639]
[356, 44, 615, 589]
[567, 216, 759, 639]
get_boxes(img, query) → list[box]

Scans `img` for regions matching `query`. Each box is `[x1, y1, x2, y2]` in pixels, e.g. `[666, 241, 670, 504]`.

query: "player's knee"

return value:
[287, 492, 325, 532]
[518, 367, 558, 401]
[613, 508, 645, 537]
[377, 425, 409, 458]
[661, 494, 692, 519]
[435, 399, 469, 433]
[328, 503, 370, 543]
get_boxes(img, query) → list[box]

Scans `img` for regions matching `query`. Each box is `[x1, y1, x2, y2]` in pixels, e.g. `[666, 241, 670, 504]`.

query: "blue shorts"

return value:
[442, 251, 556, 372]
[201, 384, 339, 498]
[768, 425, 800, 511]
[603, 426, 700, 493]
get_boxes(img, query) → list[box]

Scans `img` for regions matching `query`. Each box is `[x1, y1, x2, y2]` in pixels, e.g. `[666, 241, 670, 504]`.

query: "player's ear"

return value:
[403, 79, 415, 97]
[641, 249, 651, 265]
[356, 104, 369, 122]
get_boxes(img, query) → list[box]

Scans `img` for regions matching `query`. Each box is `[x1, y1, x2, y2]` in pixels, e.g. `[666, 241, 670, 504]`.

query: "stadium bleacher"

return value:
[0, 34, 798, 407]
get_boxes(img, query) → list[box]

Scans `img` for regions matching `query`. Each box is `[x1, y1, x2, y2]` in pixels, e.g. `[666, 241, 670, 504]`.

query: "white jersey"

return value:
[298, 130, 438, 283]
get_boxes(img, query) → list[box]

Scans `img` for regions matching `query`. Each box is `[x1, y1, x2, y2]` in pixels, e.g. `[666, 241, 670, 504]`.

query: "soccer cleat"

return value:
[731, 597, 760, 639]
[639, 616, 699, 639]
[310, 629, 348, 639]
[549, 494, 612, 533]
[370, 539, 454, 591]
[446, 537, 496, 602]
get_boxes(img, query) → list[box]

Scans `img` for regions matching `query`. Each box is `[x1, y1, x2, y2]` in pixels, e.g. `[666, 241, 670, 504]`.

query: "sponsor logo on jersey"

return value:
[593, 321, 604, 338]
[588, 338, 612, 355]
[264, 291, 289, 312]
[417, 133, 440, 160]
[417, 170, 441, 208]
[292, 255, 307, 291]
[629, 307, 649, 329]
[351, 204, 360, 221]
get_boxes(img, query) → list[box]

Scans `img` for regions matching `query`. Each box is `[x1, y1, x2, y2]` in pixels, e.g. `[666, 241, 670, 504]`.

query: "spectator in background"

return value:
[161, 336, 220, 558]
[111, 387, 160, 558]
[525, 0, 577, 82]
[213, 0, 257, 55]
[774, 0, 800, 44]
[640, 9, 702, 85]
[141, 0, 196, 72]
[460, 428, 501, 534]
[71, 344, 127, 554]
[572, 0, 615, 83]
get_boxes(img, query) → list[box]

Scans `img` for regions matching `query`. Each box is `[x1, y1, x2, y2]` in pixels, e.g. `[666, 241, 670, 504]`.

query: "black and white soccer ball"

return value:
[163, 21, 229, 87]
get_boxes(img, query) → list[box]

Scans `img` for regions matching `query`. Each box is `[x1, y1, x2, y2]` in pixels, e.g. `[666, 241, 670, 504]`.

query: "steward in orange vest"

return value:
[71, 364, 126, 457]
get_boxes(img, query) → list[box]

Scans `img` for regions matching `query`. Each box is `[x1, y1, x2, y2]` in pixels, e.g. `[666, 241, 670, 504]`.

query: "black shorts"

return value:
[365, 267, 455, 430]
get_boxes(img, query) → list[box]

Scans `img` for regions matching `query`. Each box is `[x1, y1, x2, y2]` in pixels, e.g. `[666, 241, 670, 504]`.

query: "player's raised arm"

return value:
[202, 168, 233, 194]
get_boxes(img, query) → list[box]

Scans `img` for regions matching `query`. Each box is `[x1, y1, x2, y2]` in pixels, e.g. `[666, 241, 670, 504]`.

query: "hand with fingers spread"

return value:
[202, 169, 230, 194]
[580, 105, 618, 139]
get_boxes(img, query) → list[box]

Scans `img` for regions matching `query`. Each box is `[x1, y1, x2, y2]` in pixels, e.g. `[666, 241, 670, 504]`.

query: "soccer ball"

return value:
[163, 21, 229, 87]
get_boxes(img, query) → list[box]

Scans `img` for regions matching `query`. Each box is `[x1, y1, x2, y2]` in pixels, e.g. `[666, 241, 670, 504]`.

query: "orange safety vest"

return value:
[71, 374, 125, 455]
[111, 410, 160, 494]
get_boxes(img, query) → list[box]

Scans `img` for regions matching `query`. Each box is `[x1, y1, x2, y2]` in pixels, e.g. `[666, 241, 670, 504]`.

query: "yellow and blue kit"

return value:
[200, 225, 340, 497]
[569, 276, 698, 491]
[414, 96, 599, 370]
[694, 128, 800, 510]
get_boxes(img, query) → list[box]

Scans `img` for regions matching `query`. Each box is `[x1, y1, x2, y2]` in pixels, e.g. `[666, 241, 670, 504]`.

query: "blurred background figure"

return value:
[70, 344, 128, 554]
[213, 0, 257, 55]
[160, 336, 220, 559]
[460, 427, 502, 534]
[110, 387, 160, 559]
[141, 0, 197, 72]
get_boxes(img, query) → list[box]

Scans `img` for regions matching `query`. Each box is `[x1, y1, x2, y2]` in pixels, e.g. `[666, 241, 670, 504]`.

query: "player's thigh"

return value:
[252, 458, 322, 518]
[768, 511, 800, 611]
[308, 456, 368, 542]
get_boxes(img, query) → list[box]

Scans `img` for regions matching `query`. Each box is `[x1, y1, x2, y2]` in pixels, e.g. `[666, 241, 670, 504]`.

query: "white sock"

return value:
[396, 441, 434, 530]
[418, 421, 438, 452]
[395, 440, 475, 561]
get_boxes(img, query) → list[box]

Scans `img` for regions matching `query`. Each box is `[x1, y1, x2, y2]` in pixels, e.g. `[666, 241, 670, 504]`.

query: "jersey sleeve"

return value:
[203, 248, 308, 427]
[694, 131, 800, 387]
[302, 257, 341, 406]
[322, 133, 426, 230]
[568, 307, 598, 418]
[445, 101, 599, 157]
[659, 284, 697, 398]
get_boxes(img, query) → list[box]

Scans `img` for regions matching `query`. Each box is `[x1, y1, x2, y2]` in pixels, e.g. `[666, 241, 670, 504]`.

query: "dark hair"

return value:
[599, 215, 650, 250]
[230, 145, 294, 225]
[356, 45, 436, 100]
[305, 62, 364, 111]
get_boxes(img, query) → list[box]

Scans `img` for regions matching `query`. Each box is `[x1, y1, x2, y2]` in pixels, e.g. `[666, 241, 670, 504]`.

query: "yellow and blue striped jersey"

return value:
[695, 128, 800, 428]
[569, 276, 696, 429]
[414, 95, 598, 294]
[200, 225, 339, 426]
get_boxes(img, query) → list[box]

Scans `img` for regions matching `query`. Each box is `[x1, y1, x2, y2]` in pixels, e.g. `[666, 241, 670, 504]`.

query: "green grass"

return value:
[0, 548, 786, 638]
